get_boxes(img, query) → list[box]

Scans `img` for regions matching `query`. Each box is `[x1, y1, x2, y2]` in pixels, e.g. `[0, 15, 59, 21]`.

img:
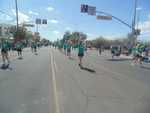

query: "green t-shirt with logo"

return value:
[1, 42, 9, 50]
[63, 43, 67, 50]
[78, 44, 84, 54]
[16, 43, 23, 49]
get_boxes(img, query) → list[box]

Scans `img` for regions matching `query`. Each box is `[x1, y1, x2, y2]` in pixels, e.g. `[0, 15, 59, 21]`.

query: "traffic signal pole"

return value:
[15, 0, 19, 40]
[36, 23, 38, 33]
[81, 3, 140, 48]
[133, 0, 138, 46]
[96, 11, 135, 31]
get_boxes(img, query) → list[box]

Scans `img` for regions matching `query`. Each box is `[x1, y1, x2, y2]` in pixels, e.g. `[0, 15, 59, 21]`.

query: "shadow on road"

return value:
[140, 65, 150, 70]
[17, 57, 23, 60]
[107, 58, 131, 62]
[0, 65, 12, 71]
[69, 57, 75, 60]
[80, 65, 96, 73]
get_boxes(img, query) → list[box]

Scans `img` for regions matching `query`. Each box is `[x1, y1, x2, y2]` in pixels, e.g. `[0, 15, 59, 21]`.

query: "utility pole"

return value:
[132, 0, 138, 46]
[15, 0, 19, 39]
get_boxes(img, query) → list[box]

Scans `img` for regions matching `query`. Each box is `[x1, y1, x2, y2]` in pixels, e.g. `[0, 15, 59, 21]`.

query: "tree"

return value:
[62, 31, 71, 43]
[62, 31, 87, 45]
[9, 26, 27, 41]
[92, 36, 109, 48]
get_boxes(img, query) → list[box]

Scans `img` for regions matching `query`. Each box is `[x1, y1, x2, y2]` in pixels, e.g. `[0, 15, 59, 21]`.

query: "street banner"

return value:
[97, 15, 112, 20]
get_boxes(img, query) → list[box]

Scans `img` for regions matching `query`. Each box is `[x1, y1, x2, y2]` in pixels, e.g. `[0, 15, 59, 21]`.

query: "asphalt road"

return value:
[0, 47, 54, 113]
[0, 47, 150, 113]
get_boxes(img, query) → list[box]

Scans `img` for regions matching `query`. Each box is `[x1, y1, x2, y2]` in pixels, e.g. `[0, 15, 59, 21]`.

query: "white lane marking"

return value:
[50, 49, 60, 113]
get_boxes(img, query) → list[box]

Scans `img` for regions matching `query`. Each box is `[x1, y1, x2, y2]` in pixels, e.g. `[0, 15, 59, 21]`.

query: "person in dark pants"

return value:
[16, 41, 23, 59]
[1, 39, 10, 66]
[67, 41, 72, 58]
[78, 41, 84, 67]
[98, 45, 102, 55]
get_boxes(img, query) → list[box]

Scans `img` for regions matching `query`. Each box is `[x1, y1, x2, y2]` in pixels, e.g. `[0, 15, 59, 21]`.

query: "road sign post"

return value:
[36, 18, 41, 24]
[81, 4, 88, 13]
[42, 19, 47, 24]
[81, 4, 96, 16]
[88, 6, 96, 16]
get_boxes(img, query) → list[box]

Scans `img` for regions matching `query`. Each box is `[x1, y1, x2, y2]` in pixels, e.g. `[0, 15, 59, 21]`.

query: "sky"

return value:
[0, 0, 150, 41]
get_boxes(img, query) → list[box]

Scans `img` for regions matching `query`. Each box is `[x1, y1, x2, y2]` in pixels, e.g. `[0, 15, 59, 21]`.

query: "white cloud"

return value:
[65, 27, 72, 31]
[138, 21, 150, 34]
[12, 9, 30, 24]
[53, 30, 60, 34]
[0, 14, 13, 21]
[5, 15, 12, 21]
[49, 19, 59, 24]
[47, 6, 54, 12]
[29, 11, 39, 16]
[136, 7, 142, 11]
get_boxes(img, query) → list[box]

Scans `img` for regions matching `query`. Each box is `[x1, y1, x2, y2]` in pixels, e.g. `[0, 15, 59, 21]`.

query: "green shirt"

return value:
[63, 43, 67, 49]
[132, 47, 139, 55]
[16, 43, 23, 49]
[78, 44, 84, 54]
[67, 44, 71, 49]
[136, 44, 144, 53]
[1, 42, 9, 50]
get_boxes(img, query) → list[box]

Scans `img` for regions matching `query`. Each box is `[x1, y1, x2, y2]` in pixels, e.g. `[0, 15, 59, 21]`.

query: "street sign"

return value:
[81, 4, 88, 13]
[88, 6, 96, 15]
[97, 15, 112, 20]
[42, 19, 47, 24]
[36, 18, 41, 24]
[23, 24, 34, 27]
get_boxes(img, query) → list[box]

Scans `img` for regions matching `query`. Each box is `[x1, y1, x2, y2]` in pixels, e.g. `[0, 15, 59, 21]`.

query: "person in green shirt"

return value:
[33, 42, 38, 55]
[1, 39, 10, 66]
[111, 46, 121, 58]
[78, 41, 85, 67]
[63, 42, 67, 55]
[16, 41, 23, 59]
[131, 43, 145, 65]
[66, 41, 72, 58]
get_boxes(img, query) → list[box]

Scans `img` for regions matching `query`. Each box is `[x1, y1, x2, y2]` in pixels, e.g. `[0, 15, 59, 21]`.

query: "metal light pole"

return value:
[15, 0, 19, 39]
[132, 0, 138, 45]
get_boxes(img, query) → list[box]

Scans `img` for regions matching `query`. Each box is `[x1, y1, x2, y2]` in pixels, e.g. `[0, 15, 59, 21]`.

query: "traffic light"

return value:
[81, 4, 88, 13]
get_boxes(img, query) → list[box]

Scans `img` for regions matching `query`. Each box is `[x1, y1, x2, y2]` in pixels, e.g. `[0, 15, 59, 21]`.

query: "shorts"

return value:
[17, 48, 22, 52]
[111, 51, 115, 54]
[1, 48, 8, 54]
[135, 54, 142, 58]
[67, 49, 71, 53]
[78, 53, 84, 57]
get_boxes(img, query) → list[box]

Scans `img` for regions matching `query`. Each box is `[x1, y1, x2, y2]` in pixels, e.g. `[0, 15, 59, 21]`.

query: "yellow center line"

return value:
[50, 48, 60, 113]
